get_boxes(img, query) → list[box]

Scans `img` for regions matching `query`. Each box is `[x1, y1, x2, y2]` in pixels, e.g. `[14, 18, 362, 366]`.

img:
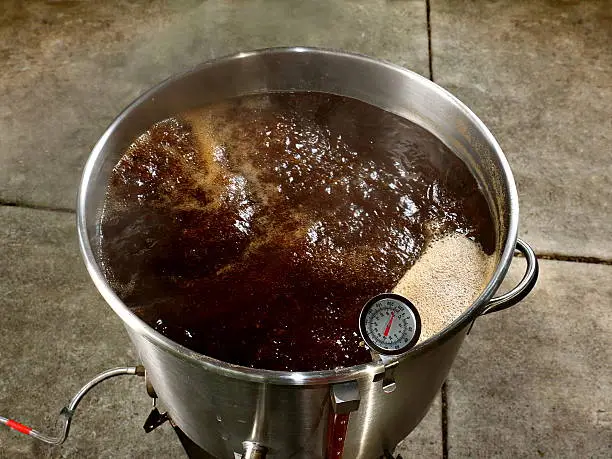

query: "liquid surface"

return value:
[99, 92, 495, 371]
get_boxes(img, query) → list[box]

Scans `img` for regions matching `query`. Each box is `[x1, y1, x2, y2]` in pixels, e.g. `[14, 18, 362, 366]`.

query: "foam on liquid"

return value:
[393, 233, 495, 342]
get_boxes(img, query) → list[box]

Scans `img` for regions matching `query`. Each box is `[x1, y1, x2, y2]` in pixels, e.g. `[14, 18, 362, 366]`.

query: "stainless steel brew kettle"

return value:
[72, 48, 538, 458]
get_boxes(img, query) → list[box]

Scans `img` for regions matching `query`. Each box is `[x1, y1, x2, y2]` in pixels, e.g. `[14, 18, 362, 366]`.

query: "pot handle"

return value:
[480, 238, 539, 315]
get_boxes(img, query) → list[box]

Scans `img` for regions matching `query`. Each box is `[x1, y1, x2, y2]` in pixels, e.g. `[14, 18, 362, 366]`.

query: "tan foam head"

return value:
[392, 232, 495, 342]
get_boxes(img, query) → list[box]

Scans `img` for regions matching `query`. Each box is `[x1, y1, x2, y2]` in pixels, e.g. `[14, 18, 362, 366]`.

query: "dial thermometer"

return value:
[359, 293, 421, 355]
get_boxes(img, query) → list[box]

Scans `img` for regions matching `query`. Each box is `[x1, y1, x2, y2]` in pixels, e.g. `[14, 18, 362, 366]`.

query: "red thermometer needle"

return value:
[384, 312, 395, 337]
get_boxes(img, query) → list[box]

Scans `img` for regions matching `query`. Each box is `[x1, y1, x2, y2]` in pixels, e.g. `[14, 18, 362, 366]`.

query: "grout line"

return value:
[426, 0, 434, 81]
[513, 251, 612, 266]
[533, 252, 612, 266]
[0, 200, 75, 215]
[441, 381, 449, 458]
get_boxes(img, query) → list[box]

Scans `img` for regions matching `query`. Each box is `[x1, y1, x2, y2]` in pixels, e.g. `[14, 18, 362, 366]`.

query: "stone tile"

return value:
[446, 258, 612, 458]
[431, 0, 612, 259]
[0, 0, 428, 210]
[395, 393, 443, 459]
[0, 207, 183, 457]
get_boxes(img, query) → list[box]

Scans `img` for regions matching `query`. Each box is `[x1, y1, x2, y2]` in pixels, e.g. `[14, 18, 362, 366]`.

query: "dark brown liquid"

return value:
[99, 92, 495, 371]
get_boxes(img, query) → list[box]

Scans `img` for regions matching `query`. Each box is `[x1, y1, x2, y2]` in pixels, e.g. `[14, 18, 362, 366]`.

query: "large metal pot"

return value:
[77, 47, 538, 458]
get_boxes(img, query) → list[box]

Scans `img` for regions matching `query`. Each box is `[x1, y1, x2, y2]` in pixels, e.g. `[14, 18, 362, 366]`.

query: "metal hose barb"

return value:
[0, 366, 144, 445]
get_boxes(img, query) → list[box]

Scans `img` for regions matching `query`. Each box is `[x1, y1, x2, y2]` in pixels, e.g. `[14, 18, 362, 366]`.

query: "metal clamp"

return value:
[371, 355, 400, 393]
[481, 238, 539, 315]
[379, 356, 399, 394]
[331, 381, 361, 414]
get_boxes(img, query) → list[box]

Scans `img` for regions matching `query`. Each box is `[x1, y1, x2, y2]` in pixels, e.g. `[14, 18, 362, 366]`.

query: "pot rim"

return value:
[77, 46, 519, 385]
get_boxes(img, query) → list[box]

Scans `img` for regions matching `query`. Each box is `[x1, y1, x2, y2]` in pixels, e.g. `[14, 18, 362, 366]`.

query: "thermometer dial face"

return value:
[359, 293, 421, 355]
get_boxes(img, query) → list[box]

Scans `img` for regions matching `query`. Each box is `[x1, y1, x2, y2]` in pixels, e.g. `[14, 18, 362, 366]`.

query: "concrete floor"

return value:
[0, 1, 610, 458]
